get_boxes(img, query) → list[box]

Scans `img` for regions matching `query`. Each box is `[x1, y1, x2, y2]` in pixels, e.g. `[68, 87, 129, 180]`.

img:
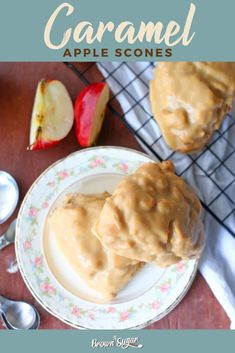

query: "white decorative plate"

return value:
[15, 147, 198, 329]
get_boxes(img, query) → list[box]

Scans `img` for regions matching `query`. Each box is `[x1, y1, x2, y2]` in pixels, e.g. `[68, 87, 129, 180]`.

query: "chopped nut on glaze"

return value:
[93, 162, 204, 267]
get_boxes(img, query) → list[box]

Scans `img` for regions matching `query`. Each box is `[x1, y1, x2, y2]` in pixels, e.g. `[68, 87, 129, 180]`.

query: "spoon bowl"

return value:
[0, 295, 40, 330]
[4, 301, 36, 329]
[1, 310, 40, 330]
[0, 171, 19, 224]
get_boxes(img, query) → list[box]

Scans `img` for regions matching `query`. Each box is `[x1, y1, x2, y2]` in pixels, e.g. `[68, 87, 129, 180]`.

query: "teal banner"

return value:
[0, 0, 234, 61]
[0, 330, 235, 353]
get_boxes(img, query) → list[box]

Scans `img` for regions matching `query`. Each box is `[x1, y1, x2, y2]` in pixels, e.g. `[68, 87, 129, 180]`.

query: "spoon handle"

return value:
[0, 235, 10, 250]
[0, 295, 7, 312]
[0, 295, 7, 304]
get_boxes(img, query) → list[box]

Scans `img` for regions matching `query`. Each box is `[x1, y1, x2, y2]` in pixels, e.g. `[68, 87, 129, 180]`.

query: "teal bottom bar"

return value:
[0, 330, 234, 353]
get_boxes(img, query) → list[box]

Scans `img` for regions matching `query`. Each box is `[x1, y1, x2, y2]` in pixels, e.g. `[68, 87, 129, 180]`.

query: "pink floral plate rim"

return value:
[15, 146, 199, 329]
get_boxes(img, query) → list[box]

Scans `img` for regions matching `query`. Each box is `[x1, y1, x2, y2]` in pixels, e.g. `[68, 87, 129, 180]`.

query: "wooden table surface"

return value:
[0, 62, 230, 329]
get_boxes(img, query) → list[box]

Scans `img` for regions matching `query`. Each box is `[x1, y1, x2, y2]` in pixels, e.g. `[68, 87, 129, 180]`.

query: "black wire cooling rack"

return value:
[64, 62, 235, 238]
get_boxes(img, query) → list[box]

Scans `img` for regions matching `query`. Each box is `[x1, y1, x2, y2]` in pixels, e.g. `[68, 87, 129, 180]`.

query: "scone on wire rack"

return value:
[150, 62, 235, 153]
[92, 162, 205, 268]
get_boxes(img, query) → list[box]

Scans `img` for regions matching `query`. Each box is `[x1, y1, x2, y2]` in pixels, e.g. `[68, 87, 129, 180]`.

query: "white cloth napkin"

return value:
[98, 62, 235, 329]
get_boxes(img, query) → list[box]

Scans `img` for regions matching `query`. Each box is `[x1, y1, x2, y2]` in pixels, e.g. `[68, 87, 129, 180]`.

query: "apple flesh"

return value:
[28, 79, 74, 150]
[75, 82, 109, 147]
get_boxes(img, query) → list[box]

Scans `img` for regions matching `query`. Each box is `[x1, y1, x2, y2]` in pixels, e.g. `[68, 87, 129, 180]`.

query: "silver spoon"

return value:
[0, 171, 19, 224]
[1, 310, 40, 330]
[0, 295, 40, 330]
[0, 219, 17, 250]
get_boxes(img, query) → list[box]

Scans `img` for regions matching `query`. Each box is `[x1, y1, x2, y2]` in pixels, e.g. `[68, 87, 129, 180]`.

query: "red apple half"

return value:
[75, 82, 110, 147]
[28, 79, 74, 150]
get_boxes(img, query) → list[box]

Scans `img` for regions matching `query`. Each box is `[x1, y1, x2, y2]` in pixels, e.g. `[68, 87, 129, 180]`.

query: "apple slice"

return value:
[74, 82, 109, 147]
[28, 79, 74, 150]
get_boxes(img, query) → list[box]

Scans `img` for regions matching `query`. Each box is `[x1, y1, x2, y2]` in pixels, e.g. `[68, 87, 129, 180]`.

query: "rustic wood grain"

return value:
[0, 62, 230, 329]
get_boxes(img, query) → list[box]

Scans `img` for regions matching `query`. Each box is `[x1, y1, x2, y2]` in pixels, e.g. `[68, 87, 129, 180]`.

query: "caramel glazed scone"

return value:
[47, 192, 142, 300]
[150, 62, 235, 153]
[93, 162, 205, 267]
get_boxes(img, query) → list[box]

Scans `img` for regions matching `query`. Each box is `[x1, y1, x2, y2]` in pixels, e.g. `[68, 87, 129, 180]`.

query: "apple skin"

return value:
[28, 133, 59, 151]
[28, 79, 74, 151]
[74, 82, 109, 147]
